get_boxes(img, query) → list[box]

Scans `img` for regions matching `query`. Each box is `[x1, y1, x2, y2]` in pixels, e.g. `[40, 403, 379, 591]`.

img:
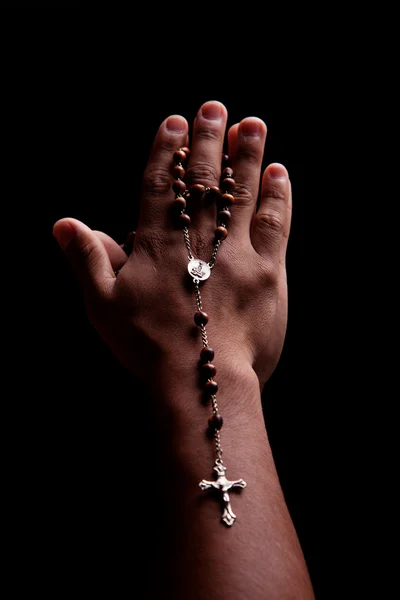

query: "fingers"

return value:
[227, 123, 239, 159]
[187, 101, 228, 187]
[93, 231, 129, 272]
[53, 218, 115, 297]
[140, 115, 188, 231]
[228, 117, 267, 240]
[139, 104, 288, 270]
[139, 102, 228, 246]
[185, 101, 228, 220]
[251, 164, 292, 264]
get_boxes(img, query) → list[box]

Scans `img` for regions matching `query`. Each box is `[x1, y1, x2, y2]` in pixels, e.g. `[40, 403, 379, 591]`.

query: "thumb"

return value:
[53, 218, 115, 296]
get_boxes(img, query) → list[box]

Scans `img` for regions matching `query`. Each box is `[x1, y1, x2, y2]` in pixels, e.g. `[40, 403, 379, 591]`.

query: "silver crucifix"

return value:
[199, 460, 247, 526]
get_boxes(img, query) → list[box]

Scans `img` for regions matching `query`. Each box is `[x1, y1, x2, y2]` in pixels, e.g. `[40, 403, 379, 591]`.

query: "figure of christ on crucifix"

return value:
[199, 461, 247, 526]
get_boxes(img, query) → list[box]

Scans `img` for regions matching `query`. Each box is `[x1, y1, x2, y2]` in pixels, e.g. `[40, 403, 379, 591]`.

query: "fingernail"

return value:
[201, 102, 223, 120]
[241, 119, 263, 137]
[166, 115, 186, 133]
[53, 222, 75, 250]
[268, 163, 288, 179]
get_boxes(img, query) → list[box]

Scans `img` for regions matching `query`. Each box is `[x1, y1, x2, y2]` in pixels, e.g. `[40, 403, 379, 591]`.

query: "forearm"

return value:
[148, 356, 315, 600]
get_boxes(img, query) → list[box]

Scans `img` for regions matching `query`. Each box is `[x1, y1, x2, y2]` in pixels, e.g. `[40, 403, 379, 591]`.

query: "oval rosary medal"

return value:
[188, 259, 211, 281]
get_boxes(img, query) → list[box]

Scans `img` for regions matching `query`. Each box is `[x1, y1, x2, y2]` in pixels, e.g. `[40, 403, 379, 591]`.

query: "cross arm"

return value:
[199, 479, 219, 491]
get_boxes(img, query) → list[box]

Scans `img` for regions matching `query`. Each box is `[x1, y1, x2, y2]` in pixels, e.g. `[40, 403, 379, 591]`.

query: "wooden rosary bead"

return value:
[194, 311, 209, 326]
[215, 226, 228, 240]
[200, 346, 214, 363]
[208, 185, 221, 201]
[201, 362, 217, 378]
[181, 146, 191, 156]
[172, 179, 186, 194]
[190, 183, 206, 198]
[222, 167, 233, 178]
[174, 196, 186, 210]
[221, 177, 235, 192]
[173, 164, 185, 179]
[173, 149, 187, 164]
[179, 213, 191, 226]
[204, 380, 218, 395]
[218, 209, 231, 225]
[208, 414, 223, 430]
[220, 193, 235, 206]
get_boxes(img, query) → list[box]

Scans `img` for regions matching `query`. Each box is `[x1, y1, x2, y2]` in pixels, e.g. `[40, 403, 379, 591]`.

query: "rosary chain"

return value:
[211, 393, 219, 415]
[178, 168, 230, 465]
[193, 279, 202, 310]
[193, 280, 210, 347]
[200, 324, 209, 348]
[174, 150, 246, 525]
[208, 234, 223, 268]
[214, 430, 223, 461]
[190, 236, 223, 460]
[183, 226, 194, 261]
[183, 214, 227, 269]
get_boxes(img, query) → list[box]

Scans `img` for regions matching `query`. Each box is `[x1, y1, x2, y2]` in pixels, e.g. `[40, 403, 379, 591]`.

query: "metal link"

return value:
[183, 226, 193, 261]
[214, 430, 223, 461]
[193, 280, 209, 347]
[210, 394, 219, 415]
[200, 324, 209, 348]
[193, 280, 203, 311]
[208, 239, 222, 269]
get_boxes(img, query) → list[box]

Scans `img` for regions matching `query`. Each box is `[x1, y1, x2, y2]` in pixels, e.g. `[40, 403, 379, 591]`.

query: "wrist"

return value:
[146, 350, 269, 475]
[149, 347, 260, 414]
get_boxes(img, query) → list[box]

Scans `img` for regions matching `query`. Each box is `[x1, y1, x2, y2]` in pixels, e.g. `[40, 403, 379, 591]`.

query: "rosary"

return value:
[172, 146, 247, 527]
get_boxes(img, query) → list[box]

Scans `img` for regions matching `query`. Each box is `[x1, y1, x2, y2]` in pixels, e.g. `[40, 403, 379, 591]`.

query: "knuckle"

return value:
[236, 143, 261, 163]
[136, 229, 168, 259]
[143, 167, 172, 196]
[186, 161, 220, 185]
[79, 238, 98, 263]
[195, 127, 222, 143]
[233, 180, 253, 205]
[263, 185, 287, 203]
[157, 136, 179, 153]
[258, 256, 279, 287]
[216, 244, 251, 283]
[257, 209, 285, 235]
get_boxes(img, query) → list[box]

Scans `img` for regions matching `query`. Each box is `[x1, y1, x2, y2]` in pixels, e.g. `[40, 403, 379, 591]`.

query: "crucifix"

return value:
[199, 460, 247, 526]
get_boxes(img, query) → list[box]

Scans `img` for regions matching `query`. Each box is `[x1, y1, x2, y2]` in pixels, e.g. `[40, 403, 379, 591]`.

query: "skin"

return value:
[53, 101, 314, 599]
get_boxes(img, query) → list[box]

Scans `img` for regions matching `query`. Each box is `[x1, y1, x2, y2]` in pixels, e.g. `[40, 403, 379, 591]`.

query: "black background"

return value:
[9, 33, 323, 598]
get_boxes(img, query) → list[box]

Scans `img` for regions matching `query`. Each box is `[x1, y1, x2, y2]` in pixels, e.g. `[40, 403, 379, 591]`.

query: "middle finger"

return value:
[185, 101, 228, 227]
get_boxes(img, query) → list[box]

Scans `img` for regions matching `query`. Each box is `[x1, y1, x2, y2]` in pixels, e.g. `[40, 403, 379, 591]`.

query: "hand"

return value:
[53, 101, 292, 391]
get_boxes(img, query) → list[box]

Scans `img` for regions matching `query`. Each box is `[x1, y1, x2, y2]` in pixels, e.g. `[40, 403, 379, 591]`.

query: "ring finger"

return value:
[227, 117, 267, 241]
